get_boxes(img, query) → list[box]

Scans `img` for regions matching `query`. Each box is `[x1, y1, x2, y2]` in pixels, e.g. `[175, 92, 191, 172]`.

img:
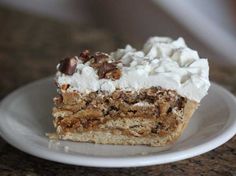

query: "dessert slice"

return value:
[50, 37, 210, 146]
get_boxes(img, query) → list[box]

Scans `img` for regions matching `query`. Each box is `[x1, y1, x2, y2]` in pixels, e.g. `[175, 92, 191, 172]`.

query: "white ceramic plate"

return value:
[0, 77, 236, 168]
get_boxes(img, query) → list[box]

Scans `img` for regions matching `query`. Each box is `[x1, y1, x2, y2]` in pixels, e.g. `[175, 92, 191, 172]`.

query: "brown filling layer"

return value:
[53, 87, 187, 137]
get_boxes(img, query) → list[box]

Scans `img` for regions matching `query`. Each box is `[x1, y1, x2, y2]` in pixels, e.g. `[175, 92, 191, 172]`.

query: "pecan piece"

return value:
[79, 49, 91, 63]
[105, 69, 121, 80]
[97, 62, 116, 79]
[105, 68, 121, 80]
[94, 52, 109, 62]
[90, 52, 109, 68]
[111, 69, 122, 80]
[58, 56, 78, 75]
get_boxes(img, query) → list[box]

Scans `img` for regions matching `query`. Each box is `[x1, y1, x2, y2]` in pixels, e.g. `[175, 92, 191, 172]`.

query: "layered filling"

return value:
[53, 86, 188, 138]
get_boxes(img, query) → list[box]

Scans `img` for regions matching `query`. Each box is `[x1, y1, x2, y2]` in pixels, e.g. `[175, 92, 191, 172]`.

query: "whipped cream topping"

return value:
[56, 37, 210, 102]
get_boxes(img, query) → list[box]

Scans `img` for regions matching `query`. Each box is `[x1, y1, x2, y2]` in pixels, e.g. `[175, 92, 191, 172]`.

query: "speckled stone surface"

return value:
[0, 6, 235, 176]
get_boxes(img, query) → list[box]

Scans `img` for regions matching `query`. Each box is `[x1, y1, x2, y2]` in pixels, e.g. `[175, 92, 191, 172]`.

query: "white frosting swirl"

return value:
[56, 37, 210, 102]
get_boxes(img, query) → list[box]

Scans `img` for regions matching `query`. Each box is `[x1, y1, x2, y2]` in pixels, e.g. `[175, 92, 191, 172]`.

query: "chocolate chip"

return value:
[79, 49, 90, 63]
[59, 56, 78, 75]
[97, 63, 116, 79]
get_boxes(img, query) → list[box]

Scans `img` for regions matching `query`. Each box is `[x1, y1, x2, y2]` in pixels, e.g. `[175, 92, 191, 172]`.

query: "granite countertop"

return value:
[0, 6, 235, 176]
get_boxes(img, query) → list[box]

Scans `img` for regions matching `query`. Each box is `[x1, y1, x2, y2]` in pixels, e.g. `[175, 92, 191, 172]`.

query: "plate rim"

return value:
[0, 77, 236, 168]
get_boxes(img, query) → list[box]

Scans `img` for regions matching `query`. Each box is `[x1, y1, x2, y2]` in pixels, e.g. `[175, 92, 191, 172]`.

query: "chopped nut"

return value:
[79, 49, 91, 63]
[97, 62, 117, 79]
[94, 52, 109, 63]
[111, 69, 122, 80]
[59, 56, 78, 75]
[90, 52, 109, 68]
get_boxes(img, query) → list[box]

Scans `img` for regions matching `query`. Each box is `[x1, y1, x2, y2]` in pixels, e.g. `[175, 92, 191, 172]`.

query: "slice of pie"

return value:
[50, 37, 210, 146]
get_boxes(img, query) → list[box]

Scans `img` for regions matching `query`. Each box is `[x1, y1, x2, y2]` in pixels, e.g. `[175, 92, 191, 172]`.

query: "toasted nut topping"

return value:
[79, 49, 91, 63]
[112, 69, 121, 79]
[59, 56, 78, 75]
[97, 63, 117, 79]
[59, 51, 122, 80]
[94, 52, 109, 63]
[105, 69, 122, 80]
[90, 52, 109, 68]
